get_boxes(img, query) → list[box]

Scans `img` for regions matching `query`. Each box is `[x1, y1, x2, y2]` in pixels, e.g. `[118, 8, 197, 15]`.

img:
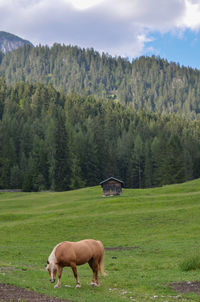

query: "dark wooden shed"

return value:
[100, 177, 124, 196]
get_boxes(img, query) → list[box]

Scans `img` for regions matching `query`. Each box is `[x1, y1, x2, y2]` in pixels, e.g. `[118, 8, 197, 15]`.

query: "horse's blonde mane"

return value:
[48, 241, 66, 264]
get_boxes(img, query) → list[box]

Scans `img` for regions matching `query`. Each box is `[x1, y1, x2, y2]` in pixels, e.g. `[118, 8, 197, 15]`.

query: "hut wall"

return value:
[102, 180, 122, 196]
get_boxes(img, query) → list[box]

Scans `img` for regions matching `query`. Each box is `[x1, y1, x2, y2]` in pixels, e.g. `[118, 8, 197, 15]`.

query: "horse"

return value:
[46, 239, 106, 288]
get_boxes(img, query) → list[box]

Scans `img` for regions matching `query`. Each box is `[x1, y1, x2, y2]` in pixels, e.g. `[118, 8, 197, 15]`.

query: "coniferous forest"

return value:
[1, 44, 200, 191]
[1, 44, 200, 119]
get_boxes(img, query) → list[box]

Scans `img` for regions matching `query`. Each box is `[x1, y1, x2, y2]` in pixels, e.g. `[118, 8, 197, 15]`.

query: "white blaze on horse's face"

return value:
[46, 261, 57, 283]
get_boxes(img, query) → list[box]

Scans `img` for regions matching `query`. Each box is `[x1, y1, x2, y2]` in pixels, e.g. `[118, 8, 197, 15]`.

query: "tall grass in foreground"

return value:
[1, 180, 200, 301]
[180, 254, 200, 272]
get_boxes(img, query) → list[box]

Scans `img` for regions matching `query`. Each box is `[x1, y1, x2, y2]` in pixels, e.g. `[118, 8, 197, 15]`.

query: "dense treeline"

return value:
[1, 79, 200, 191]
[1, 44, 200, 118]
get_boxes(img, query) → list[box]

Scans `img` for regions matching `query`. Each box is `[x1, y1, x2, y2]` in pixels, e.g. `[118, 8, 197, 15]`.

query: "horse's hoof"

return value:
[54, 285, 60, 289]
[75, 284, 81, 288]
[91, 282, 99, 287]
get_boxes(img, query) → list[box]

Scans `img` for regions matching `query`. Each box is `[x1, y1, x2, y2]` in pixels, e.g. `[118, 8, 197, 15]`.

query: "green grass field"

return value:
[1, 180, 200, 301]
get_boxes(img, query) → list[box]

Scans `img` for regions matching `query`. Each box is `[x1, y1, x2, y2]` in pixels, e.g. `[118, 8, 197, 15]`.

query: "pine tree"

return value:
[52, 106, 72, 191]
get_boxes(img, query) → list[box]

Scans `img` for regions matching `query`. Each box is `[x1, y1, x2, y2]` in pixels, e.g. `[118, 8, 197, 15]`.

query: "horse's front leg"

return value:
[54, 266, 63, 288]
[71, 263, 81, 288]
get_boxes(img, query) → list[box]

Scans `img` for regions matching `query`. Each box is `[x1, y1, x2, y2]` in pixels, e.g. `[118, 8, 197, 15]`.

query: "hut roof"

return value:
[99, 177, 124, 186]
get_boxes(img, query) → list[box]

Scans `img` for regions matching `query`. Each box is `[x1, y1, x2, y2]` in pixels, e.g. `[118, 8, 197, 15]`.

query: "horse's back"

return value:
[75, 239, 103, 256]
[96, 240, 104, 251]
[77, 239, 104, 254]
[55, 241, 76, 266]
[55, 239, 104, 266]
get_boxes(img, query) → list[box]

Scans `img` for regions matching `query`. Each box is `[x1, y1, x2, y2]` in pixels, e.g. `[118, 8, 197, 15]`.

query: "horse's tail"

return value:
[97, 240, 107, 276]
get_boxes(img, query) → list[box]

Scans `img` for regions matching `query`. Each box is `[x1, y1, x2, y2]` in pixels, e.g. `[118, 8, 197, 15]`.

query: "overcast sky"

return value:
[1, 0, 200, 69]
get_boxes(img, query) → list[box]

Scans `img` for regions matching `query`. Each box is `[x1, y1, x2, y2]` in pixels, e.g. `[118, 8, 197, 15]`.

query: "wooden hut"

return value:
[100, 177, 124, 196]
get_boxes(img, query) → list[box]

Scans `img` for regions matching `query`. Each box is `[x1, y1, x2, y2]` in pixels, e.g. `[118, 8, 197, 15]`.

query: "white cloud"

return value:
[0, 0, 200, 58]
[66, 0, 105, 10]
[177, 0, 200, 30]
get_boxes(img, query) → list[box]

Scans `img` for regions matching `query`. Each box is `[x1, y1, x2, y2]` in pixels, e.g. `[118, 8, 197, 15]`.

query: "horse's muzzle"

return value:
[50, 278, 56, 283]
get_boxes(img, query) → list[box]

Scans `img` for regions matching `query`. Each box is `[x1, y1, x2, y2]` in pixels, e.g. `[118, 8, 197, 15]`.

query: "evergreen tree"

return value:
[51, 106, 72, 191]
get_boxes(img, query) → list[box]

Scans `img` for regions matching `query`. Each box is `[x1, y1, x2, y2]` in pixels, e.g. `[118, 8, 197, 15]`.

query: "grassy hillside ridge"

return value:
[0, 180, 200, 301]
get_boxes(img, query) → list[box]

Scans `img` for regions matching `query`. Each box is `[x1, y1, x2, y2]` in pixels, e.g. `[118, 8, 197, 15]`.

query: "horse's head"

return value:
[46, 260, 58, 283]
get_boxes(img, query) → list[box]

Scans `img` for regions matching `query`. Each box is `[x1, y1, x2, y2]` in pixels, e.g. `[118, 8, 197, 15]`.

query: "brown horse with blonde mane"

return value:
[46, 239, 106, 288]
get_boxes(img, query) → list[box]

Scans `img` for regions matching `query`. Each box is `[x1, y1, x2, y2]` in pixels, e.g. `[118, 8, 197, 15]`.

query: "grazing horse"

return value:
[46, 239, 106, 288]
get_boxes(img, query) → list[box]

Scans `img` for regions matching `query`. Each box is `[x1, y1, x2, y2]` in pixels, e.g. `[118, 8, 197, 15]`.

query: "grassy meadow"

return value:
[1, 180, 200, 301]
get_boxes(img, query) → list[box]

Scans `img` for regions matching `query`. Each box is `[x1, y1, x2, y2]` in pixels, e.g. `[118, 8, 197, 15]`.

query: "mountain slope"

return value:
[0, 31, 33, 53]
[0, 43, 200, 118]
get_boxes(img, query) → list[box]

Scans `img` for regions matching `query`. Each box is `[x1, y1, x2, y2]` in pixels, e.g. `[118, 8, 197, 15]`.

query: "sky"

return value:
[1, 0, 200, 69]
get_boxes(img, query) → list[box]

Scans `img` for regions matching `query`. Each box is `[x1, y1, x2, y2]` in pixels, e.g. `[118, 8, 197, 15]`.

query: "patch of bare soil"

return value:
[0, 284, 71, 302]
[171, 281, 200, 295]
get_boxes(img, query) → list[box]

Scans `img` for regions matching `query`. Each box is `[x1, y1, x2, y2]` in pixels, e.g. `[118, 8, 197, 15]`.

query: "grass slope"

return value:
[0, 180, 200, 301]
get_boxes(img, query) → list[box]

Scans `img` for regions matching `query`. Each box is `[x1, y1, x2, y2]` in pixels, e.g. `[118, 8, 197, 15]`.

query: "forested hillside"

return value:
[1, 79, 200, 191]
[0, 44, 200, 118]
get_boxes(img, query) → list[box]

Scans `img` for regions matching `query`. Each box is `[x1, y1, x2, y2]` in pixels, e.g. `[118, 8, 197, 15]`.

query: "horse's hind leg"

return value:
[71, 263, 81, 288]
[88, 258, 99, 286]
